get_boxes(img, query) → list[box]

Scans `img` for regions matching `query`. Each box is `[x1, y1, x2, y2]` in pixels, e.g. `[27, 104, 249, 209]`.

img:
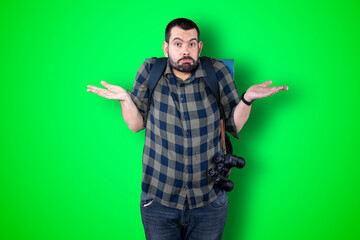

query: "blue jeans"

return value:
[140, 191, 228, 240]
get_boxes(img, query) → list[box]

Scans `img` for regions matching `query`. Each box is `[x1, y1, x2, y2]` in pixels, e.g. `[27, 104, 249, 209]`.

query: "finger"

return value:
[87, 88, 103, 94]
[260, 80, 272, 87]
[87, 87, 112, 96]
[101, 80, 112, 89]
[87, 88, 102, 95]
[101, 81, 125, 92]
[95, 90, 115, 99]
[97, 91, 113, 99]
[276, 86, 289, 91]
[87, 85, 105, 91]
[269, 86, 288, 93]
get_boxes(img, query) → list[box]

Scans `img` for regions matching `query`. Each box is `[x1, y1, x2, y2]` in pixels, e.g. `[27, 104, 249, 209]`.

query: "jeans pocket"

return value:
[140, 191, 154, 208]
[209, 191, 228, 210]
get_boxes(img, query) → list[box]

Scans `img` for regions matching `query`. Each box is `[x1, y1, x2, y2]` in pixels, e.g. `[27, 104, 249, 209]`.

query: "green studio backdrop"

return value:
[1, 0, 360, 239]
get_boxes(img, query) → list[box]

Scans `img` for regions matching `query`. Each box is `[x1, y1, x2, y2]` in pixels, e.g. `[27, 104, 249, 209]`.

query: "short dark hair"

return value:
[165, 18, 200, 43]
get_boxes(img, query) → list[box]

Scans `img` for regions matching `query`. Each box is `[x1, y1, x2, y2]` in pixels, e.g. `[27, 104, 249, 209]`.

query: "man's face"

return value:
[163, 26, 203, 73]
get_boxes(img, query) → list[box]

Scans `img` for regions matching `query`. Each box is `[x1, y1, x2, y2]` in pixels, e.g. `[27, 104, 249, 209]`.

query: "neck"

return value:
[172, 68, 191, 81]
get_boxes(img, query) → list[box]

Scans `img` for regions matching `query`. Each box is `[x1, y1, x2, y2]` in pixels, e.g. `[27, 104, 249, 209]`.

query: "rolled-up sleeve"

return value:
[212, 60, 240, 139]
[127, 58, 157, 127]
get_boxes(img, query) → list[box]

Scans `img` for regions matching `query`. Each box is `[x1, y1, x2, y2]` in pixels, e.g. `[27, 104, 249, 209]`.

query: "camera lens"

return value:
[209, 168, 217, 177]
[214, 155, 225, 163]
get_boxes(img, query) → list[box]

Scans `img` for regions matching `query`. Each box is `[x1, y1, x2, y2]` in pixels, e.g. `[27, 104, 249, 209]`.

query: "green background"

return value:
[1, 0, 359, 239]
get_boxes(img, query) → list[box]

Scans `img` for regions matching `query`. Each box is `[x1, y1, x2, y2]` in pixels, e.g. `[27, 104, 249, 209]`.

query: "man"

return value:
[87, 18, 288, 240]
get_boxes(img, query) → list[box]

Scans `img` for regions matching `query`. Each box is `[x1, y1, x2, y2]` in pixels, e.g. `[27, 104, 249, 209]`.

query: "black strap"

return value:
[146, 56, 232, 153]
[147, 57, 225, 119]
[201, 57, 225, 119]
[147, 57, 167, 104]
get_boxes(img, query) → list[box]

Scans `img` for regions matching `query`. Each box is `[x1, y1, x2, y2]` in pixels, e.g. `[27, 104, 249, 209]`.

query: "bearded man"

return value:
[87, 18, 288, 240]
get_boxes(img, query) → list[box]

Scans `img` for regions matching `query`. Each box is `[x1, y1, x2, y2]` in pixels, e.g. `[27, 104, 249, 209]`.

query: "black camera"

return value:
[209, 154, 245, 192]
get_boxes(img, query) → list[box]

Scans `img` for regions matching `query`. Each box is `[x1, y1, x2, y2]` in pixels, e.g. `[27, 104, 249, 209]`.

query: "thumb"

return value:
[101, 80, 111, 88]
[260, 80, 272, 87]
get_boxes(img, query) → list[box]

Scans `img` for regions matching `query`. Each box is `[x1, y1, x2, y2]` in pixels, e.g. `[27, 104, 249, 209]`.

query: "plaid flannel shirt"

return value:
[128, 57, 240, 209]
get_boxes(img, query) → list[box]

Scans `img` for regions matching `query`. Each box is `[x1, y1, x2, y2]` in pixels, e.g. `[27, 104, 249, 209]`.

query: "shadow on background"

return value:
[200, 23, 297, 239]
[201, 30, 255, 238]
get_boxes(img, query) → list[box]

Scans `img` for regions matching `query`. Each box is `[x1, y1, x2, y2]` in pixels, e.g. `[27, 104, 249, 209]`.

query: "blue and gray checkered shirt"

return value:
[129, 57, 240, 209]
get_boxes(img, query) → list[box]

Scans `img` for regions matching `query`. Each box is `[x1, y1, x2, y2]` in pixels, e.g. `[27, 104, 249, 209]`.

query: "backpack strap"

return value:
[145, 56, 233, 153]
[147, 57, 167, 105]
[201, 57, 234, 154]
[200, 57, 225, 119]
[146, 57, 227, 120]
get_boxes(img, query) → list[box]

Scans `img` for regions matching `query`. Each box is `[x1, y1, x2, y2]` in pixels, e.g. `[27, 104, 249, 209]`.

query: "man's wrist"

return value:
[241, 92, 254, 106]
[120, 91, 131, 102]
[119, 93, 132, 109]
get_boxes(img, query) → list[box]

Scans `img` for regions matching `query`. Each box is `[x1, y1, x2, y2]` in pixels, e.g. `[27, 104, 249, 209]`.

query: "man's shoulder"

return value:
[144, 57, 168, 64]
[142, 57, 158, 67]
[200, 57, 231, 75]
[140, 57, 168, 72]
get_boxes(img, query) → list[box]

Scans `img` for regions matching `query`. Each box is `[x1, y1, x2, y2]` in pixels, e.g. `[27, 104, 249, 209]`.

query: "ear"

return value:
[198, 41, 203, 56]
[163, 41, 169, 57]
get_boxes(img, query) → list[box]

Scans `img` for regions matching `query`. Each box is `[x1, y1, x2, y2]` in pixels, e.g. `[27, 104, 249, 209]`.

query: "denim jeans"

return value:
[140, 191, 228, 240]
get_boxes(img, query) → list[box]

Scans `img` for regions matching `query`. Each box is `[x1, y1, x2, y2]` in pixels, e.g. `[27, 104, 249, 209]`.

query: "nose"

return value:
[182, 45, 190, 56]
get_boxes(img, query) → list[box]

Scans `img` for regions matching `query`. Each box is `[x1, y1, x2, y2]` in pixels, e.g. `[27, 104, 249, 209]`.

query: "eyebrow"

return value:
[172, 37, 198, 42]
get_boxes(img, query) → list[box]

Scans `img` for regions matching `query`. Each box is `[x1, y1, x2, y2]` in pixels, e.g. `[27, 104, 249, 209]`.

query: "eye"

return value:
[190, 43, 196, 47]
[175, 42, 181, 47]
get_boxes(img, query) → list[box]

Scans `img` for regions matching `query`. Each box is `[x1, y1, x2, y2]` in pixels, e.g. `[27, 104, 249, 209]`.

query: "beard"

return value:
[168, 55, 199, 73]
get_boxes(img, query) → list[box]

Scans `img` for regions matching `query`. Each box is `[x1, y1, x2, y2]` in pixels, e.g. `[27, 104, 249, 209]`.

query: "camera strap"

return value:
[220, 119, 228, 154]
[147, 57, 234, 155]
[201, 57, 229, 155]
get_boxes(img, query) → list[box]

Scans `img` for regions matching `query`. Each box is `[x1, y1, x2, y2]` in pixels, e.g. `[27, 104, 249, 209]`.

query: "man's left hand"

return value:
[244, 80, 288, 102]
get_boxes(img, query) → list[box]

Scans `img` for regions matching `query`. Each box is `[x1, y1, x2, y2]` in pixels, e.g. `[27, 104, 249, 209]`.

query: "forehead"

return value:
[169, 26, 198, 42]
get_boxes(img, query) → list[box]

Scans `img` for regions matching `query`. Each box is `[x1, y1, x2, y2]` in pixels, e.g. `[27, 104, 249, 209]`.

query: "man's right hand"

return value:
[87, 81, 129, 101]
[87, 80, 144, 132]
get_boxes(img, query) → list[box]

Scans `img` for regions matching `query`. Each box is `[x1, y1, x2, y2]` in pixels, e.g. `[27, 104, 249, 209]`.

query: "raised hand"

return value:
[244, 80, 288, 102]
[87, 81, 129, 101]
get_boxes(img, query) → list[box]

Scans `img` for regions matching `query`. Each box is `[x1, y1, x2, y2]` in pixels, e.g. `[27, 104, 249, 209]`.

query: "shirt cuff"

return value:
[127, 89, 148, 128]
[225, 108, 240, 139]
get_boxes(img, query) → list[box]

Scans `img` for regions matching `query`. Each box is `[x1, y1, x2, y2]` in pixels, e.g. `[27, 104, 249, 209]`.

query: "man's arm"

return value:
[87, 81, 144, 132]
[233, 80, 288, 132]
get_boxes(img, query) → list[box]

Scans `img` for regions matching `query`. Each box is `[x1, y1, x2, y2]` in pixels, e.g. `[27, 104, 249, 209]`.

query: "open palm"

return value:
[87, 81, 128, 101]
[246, 80, 288, 101]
